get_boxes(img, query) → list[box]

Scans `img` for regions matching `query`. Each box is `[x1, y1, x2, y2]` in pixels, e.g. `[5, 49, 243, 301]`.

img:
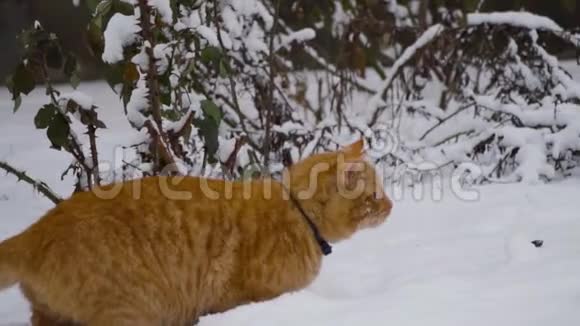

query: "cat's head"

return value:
[286, 139, 393, 242]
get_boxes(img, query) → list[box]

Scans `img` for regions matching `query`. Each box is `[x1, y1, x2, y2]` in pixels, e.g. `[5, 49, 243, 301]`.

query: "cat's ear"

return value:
[343, 138, 365, 158]
[342, 161, 366, 190]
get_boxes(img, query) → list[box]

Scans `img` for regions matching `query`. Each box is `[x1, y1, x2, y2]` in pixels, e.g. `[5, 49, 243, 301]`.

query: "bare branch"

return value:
[419, 102, 475, 141]
[39, 57, 96, 189]
[86, 122, 101, 186]
[476, 0, 487, 12]
[262, 0, 281, 173]
[144, 120, 178, 172]
[137, 0, 163, 129]
[0, 160, 62, 205]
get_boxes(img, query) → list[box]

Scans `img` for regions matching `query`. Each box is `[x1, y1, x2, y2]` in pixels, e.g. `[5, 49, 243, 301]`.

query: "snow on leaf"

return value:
[59, 91, 95, 111]
[222, 6, 243, 37]
[154, 43, 172, 74]
[276, 28, 316, 51]
[197, 25, 220, 47]
[102, 13, 142, 64]
[467, 12, 563, 32]
[126, 73, 150, 128]
[149, 0, 173, 24]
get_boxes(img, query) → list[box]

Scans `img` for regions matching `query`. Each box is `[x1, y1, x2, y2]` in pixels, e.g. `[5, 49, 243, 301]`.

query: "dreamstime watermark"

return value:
[82, 122, 485, 202]
[386, 161, 482, 202]
[89, 141, 482, 203]
[92, 152, 387, 202]
[361, 123, 482, 202]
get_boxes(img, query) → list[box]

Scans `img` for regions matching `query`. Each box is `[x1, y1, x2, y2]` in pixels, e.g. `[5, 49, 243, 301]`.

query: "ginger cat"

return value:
[0, 139, 392, 326]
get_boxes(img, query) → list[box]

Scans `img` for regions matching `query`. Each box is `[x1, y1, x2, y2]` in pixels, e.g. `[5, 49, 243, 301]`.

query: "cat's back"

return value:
[23, 175, 290, 243]
[14, 176, 259, 322]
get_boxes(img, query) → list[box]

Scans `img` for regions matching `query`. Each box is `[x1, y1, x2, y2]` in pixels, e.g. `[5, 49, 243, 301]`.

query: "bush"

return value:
[2, 0, 579, 200]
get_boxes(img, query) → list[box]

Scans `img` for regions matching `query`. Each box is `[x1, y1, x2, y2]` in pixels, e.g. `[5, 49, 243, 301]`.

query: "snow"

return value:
[2, 83, 580, 325]
[331, 2, 354, 36]
[273, 121, 310, 135]
[131, 44, 149, 70]
[218, 137, 237, 163]
[546, 120, 580, 157]
[126, 74, 150, 128]
[197, 25, 221, 47]
[467, 12, 563, 32]
[385, 0, 413, 27]
[149, 0, 173, 24]
[368, 24, 445, 114]
[228, 0, 273, 30]
[59, 91, 94, 110]
[102, 13, 142, 64]
[533, 42, 580, 100]
[154, 43, 172, 74]
[473, 95, 580, 127]
[277, 28, 316, 51]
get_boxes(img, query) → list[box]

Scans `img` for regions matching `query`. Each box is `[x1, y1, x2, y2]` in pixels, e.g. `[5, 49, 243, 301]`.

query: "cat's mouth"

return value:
[358, 213, 387, 230]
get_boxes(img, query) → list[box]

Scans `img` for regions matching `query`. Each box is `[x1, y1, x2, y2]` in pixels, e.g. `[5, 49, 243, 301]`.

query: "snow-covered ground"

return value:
[1, 83, 580, 325]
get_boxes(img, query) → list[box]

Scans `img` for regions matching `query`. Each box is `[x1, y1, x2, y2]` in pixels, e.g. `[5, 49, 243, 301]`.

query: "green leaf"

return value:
[160, 91, 172, 107]
[34, 105, 57, 129]
[95, 120, 107, 129]
[194, 117, 220, 163]
[200, 99, 222, 124]
[201, 46, 222, 65]
[197, 99, 223, 162]
[70, 73, 81, 89]
[86, 0, 102, 12]
[64, 54, 78, 77]
[47, 114, 70, 150]
[5, 74, 14, 90]
[94, 0, 113, 15]
[13, 96, 22, 113]
[46, 45, 64, 70]
[162, 109, 180, 122]
[123, 63, 139, 84]
[11, 64, 36, 98]
[87, 21, 105, 55]
[219, 59, 229, 78]
[104, 64, 123, 91]
[112, 0, 134, 16]
[464, 0, 480, 11]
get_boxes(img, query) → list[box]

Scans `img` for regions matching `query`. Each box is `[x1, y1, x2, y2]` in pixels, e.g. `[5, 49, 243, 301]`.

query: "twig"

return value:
[432, 129, 476, 148]
[137, 0, 163, 128]
[275, 18, 375, 94]
[39, 57, 96, 189]
[212, 1, 258, 151]
[476, 0, 487, 12]
[419, 102, 475, 141]
[0, 160, 62, 204]
[144, 120, 178, 171]
[137, 0, 180, 173]
[263, 0, 281, 173]
[224, 137, 246, 178]
[369, 24, 446, 125]
[86, 122, 101, 185]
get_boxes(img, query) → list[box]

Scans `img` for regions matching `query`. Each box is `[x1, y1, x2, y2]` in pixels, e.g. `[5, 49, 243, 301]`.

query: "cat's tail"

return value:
[0, 235, 23, 290]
